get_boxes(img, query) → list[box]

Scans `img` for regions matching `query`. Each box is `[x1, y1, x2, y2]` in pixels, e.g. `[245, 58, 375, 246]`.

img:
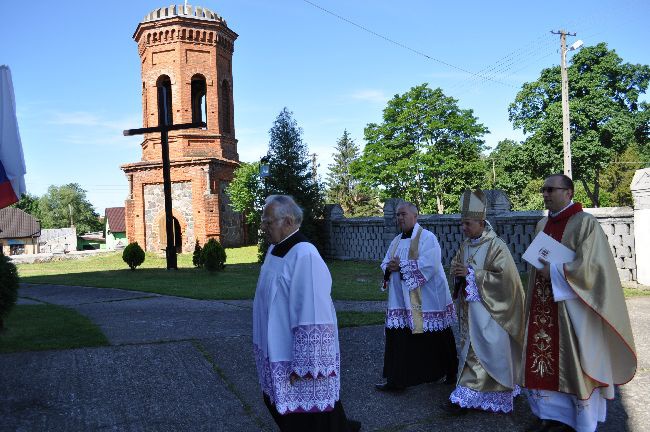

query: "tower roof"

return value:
[142, 4, 226, 24]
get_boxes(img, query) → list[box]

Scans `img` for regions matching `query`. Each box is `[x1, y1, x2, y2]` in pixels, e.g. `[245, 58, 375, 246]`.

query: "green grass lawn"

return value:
[16, 246, 648, 300]
[17, 246, 387, 301]
[0, 304, 109, 353]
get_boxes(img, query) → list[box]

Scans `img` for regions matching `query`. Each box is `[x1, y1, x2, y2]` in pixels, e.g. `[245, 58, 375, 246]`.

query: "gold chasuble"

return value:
[523, 207, 637, 400]
[452, 228, 525, 391]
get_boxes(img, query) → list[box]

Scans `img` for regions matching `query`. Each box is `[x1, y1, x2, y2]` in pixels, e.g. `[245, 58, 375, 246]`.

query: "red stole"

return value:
[524, 203, 583, 390]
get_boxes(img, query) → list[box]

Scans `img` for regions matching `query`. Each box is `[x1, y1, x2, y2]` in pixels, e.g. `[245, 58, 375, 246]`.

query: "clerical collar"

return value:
[470, 235, 482, 244]
[276, 228, 299, 245]
[549, 201, 574, 218]
[401, 224, 417, 239]
[271, 230, 310, 257]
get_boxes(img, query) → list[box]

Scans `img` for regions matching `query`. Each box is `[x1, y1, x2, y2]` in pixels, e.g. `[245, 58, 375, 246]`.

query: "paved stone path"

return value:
[1, 284, 647, 431]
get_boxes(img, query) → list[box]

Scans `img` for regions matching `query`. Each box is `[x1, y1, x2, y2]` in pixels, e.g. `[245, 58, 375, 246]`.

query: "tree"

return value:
[325, 130, 383, 217]
[37, 183, 103, 234]
[509, 42, 650, 207]
[0, 253, 19, 331]
[326, 130, 358, 211]
[122, 242, 145, 270]
[202, 238, 227, 272]
[192, 240, 204, 268]
[353, 84, 488, 214]
[226, 161, 264, 242]
[11, 193, 40, 218]
[265, 108, 324, 248]
[486, 139, 535, 210]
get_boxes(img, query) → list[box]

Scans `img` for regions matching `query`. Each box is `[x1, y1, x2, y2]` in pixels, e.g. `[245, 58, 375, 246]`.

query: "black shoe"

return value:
[347, 419, 362, 432]
[374, 381, 405, 392]
[526, 419, 575, 432]
[440, 400, 468, 416]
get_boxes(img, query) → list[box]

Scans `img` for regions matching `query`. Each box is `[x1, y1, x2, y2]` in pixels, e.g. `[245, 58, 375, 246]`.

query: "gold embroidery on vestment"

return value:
[530, 276, 555, 378]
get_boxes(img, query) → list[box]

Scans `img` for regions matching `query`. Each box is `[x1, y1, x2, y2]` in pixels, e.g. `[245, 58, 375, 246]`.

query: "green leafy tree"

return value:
[509, 42, 650, 207]
[226, 161, 264, 243]
[11, 193, 41, 218]
[202, 238, 226, 272]
[38, 183, 103, 233]
[0, 253, 19, 330]
[486, 139, 535, 210]
[353, 84, 488, 214]
[264, 108, 324, 250]
[600, 144, 645, 207]
[122, 242, 145, 270]
[326, 130, 382, 217]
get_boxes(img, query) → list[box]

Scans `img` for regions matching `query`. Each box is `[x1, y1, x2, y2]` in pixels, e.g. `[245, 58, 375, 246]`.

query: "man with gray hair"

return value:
[376, 201, 458, 392]
[253, 195, 360, 431]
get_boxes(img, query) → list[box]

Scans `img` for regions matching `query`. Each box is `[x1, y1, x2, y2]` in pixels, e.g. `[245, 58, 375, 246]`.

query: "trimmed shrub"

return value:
[122, 242, 145, 270]
[192, 240, 204, 268]
[0, 253, 19, 330]
[202, 238, 226, 272]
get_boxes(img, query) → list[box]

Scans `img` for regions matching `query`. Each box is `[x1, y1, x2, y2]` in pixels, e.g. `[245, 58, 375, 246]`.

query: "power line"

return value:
[301, 0, 514, 88]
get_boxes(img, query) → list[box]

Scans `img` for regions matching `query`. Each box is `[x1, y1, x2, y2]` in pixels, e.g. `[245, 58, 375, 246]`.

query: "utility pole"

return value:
[552, 29, 576, 179]
[310, 152, 318, 181]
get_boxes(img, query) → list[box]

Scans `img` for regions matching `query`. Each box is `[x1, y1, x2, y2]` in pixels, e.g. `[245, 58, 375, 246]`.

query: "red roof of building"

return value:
[105, 207, 126, 232]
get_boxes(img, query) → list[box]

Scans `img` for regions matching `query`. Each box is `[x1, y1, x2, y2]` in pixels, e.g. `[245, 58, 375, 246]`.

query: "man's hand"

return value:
[451, 262, 469, 277]
[387, 256, 400, 272]
[537, 257, 551, 280]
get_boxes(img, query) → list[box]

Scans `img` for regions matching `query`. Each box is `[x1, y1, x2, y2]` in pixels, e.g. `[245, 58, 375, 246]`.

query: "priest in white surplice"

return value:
[444, 189, 525, 416]
[253, 195, 360, 432]
[376, 201, 458, 391]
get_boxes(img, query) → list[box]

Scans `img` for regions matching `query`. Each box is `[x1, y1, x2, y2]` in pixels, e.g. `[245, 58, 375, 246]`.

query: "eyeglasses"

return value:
[539, 187, 568, 194]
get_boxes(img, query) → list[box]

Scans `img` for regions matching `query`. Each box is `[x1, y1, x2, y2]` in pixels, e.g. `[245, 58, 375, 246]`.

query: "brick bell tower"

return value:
[121, 4, 245, 252]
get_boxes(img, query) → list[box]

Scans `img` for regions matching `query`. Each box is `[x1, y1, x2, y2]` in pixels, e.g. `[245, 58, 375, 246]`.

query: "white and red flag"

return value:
[0, 65, 26, 208]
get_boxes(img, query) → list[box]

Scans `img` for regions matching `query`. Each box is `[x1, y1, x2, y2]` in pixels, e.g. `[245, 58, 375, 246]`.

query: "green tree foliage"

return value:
[264, 108, 324, 248]
[11, 193, 41, 218]
[192, 240, 204, 268]
[0, 253, 19, 330]
[325, 130, 382, 217]
[353, 84, 488, 214]
[226, 161, 264, 243]
[122, 242, 145, 270]
[202, 238, 226, 272]
[486, 139, 535, 210]
[37, 183, 103, 233]
[600, 144, 646, 207]
[509, 42, 650, 207]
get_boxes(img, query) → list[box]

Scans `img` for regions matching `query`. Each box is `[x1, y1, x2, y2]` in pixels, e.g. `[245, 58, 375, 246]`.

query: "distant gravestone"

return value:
[631, 168, 650, 285]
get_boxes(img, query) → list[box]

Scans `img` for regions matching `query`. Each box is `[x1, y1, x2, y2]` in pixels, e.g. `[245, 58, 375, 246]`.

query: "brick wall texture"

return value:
[121, 8, 245, 251]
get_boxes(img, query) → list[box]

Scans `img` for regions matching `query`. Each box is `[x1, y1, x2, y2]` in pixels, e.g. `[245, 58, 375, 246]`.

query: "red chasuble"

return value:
[524, 203, 583, 391]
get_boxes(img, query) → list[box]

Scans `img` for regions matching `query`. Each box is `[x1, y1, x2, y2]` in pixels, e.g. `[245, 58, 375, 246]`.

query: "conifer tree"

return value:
[326, 130, 382, 217]
[264, 108, 324, 251]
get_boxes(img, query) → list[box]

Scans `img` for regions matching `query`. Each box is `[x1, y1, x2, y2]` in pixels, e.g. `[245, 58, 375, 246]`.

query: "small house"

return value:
[0, 207, 40, 255]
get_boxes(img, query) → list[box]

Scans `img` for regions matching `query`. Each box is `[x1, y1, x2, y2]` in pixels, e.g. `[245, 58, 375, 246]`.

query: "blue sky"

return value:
[2, 0, 648, 213]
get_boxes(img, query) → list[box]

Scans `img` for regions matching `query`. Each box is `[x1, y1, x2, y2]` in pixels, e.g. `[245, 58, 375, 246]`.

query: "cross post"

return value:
[123, 86, 205, 269]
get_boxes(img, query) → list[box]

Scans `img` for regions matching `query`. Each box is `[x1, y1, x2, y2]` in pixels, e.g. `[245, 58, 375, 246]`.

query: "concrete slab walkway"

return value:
[2, 284, 647, 431]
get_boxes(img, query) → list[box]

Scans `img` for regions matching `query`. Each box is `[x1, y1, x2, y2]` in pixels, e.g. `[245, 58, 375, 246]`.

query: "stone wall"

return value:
[144, 182, 195, 252]
[323, 194, 637, 282]
[38, 228, 77, 254]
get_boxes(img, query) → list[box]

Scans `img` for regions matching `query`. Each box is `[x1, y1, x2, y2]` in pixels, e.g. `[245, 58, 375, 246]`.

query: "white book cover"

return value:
[522, 232, 576, 269]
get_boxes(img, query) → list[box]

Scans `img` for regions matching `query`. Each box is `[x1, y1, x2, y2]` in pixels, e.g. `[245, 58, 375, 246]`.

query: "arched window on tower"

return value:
[191, 74, 207, 125]
[156, 75, 173, 126]
[220, 80, 231, 134]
